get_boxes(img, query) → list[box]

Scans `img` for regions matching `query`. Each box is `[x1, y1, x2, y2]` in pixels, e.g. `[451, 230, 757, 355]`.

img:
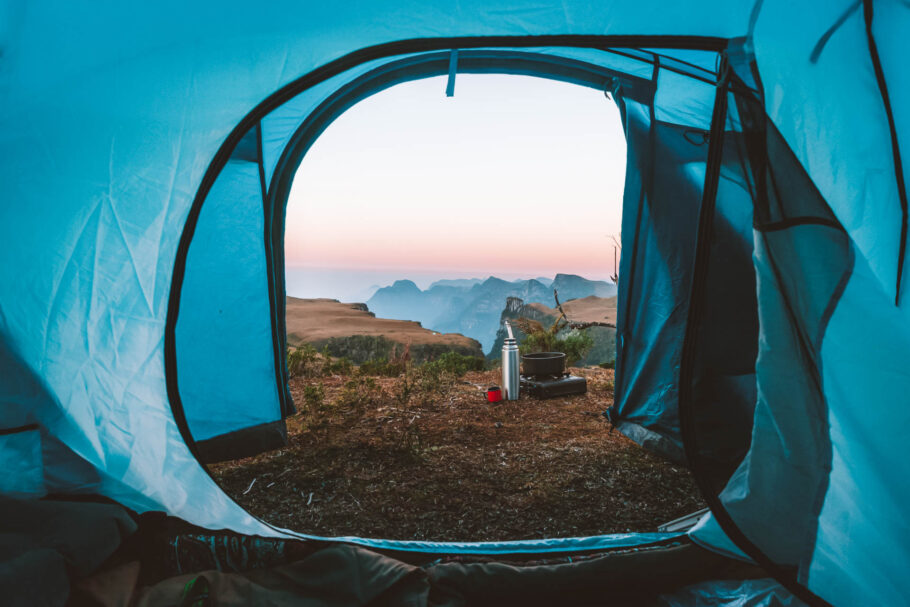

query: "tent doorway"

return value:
[169, 39, 755, 561]
[205, 71, 705, 541]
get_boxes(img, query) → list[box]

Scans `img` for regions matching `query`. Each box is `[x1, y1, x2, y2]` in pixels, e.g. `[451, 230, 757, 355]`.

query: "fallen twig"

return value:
[460, 380, 486, 391]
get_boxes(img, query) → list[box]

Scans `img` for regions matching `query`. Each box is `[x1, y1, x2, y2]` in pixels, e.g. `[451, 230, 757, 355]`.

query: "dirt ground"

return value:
[212, 367, 704, 541]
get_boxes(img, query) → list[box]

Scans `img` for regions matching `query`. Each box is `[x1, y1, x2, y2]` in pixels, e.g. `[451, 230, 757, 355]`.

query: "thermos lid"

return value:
[503, 338, 518, 347]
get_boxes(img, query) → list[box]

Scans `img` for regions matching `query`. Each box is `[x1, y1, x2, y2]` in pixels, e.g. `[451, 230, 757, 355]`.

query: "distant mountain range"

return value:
[285, 297, 483, 363]
[366, 274, 617, 353]
[427, 278, 484, 289]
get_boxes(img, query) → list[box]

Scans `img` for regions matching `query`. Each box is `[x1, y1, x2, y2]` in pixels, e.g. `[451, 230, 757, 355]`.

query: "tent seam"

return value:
[862, 0, 909, 306]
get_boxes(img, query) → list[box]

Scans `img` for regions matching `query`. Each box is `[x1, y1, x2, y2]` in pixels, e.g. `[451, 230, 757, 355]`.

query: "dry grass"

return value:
[285, 297, 480, 349]
[211, 366, 703, 541]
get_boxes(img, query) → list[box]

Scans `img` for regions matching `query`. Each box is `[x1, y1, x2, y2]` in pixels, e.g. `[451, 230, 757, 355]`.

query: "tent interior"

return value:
[1, 3, 908, 606]
[176, 45, 738, 512]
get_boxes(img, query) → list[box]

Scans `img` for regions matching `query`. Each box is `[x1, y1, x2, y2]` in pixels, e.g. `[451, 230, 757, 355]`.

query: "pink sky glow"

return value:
[286, 74, 626, 284]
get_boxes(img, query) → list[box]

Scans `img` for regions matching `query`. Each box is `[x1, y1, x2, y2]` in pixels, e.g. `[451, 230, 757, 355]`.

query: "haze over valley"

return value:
[286, 272, 617, 362]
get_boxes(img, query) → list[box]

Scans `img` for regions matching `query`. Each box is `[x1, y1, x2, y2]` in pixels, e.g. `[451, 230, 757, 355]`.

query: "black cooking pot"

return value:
[521, 351, 566, 376]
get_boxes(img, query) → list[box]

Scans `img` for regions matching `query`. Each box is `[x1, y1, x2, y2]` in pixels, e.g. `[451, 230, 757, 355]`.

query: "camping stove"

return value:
[519, 373, 587, 398]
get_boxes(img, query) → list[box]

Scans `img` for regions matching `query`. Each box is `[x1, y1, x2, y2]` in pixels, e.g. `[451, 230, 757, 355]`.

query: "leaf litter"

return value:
[211, 367, 704, 541]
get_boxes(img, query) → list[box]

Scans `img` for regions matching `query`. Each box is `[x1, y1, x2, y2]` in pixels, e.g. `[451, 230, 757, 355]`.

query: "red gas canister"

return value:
[486, 386, 502, 403]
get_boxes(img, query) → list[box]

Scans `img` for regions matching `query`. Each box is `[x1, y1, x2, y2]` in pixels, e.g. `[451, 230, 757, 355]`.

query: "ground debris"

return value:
[212, 366, 704, 541]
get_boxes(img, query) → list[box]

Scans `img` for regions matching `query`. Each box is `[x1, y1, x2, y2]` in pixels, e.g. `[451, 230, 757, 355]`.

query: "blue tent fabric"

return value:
[686, 89, 852, 571]
[176, 159, 283, 449]
[656, 578, 804, 607]
[611, 95, 705, 462]
[1, 2, 908, 605]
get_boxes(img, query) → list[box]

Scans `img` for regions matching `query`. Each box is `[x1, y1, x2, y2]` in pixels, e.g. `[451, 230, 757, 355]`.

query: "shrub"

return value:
[320, 335, 396, 364]
[302, 382, 325, 411]
[321, 346, 353, 376]
[515, 318, 594, 366]
[432, 351, 486, 376]
[287, 344, 355, 378]
[395, 372, 415, 406]
[335, 376, 381, 414]
[294, 381, 332, 434]
[358, 340, 412, 377]
[395, 422, 424, 460]
[331, 357, 354, 375]
[396, 360, 449, 406]
[358, 358, 407, 377]
[287, 344, 319, 378]
[557, 329, 595, 366]
[411, 359, 450, 394]
[401, 352, 480, 402]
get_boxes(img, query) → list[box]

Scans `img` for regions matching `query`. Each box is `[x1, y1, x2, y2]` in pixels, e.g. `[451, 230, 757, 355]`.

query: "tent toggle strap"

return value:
[445, 49, 459, 97]
[603, 76, 621, 100]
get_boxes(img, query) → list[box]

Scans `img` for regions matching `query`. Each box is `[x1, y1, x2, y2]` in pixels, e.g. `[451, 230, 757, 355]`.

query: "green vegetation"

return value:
[489, 297, 614, 366]
[286, 347, 486, 462]
[385, 351, 485, 405]
[287, 343, 319, 377]
[355, 350, 486, 407]
[420, 351, 486, 376]
[288, 345, 486, 436]
[286, 344, 354, 378]
[336, 376, 381, 414]
[514, 317, 594, 366]
[302, 382, 325, 410]
[581, 326, 616, 367]
[321, 346, 353, 376]
[294, 382, 329, 433]
[290, 342, 485, 382]
[358, 357, 408, 377]
[311, 334, 482, 365]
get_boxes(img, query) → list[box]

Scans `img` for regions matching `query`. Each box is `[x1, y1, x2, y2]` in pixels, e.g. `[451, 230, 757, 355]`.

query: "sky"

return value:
[285, 73, 626, 300]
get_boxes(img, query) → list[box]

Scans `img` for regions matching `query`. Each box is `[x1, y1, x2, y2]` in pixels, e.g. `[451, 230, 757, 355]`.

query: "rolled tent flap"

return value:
[742, 3, 910, 604]
[175, 145, 288, 463]
[610, 92, 701, 462]
[609, 47, 759, 472]
[681, 8, 910, 602]
[680, 70, 847, 582]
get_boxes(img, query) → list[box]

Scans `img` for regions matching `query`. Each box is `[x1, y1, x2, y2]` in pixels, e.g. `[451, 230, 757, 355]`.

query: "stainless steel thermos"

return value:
[501, 321, 520, 400]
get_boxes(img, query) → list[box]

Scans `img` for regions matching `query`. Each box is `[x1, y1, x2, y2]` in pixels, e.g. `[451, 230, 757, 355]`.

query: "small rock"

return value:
[494, 422, 503, 428]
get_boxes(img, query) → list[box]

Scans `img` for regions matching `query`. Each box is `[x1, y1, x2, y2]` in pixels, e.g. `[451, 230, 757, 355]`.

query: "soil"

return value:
[211, 367, 704, 541]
